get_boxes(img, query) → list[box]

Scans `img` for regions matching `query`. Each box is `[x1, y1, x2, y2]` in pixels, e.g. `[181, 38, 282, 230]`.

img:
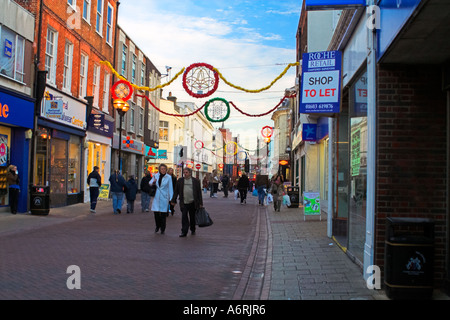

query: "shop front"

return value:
[84, 113, 114, 202]
[36, 86, 87, 207]
[112, 133, 145, 181]
[0, 86, 34, 213]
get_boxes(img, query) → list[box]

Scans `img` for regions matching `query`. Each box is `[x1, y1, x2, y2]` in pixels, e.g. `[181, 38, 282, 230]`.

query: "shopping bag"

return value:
[195, 207, 213, 227]
[234, 189, 239, 200]
[252, 189, 258, 197]
[267, 193, 273, 203]
[282, 194, 291, 207]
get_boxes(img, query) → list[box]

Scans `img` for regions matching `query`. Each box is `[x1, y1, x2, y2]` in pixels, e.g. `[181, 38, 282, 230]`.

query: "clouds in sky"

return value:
[118, 0, 300, 146]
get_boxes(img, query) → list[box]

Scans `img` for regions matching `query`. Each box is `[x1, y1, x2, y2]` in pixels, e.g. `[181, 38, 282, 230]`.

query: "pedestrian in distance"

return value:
[270, 174, 284, 212]
[125, 175, 138, 213]
[167, 167, 178, 216]
[6, 164, 20, 214]
[221, 173, 230, 198]
[237, 173, 250, 205]
[87, 166, 102, 213]
[209, 169, 219, 198]
[202, 175, 209, 194]
[140, 171, 153, 212]
[109, 169, 126, 214]
[255, 173, 269, 206]
[150, 164, 173, 234]
[171, 167, 203, 237]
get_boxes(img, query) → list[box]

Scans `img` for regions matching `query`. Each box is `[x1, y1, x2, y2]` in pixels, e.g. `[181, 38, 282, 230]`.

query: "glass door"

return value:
[50, 138, 67, 207]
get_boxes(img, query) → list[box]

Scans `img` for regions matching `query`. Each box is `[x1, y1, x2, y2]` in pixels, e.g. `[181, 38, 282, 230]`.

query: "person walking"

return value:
[270, 174, 284, 212]
[109, 169, 126, 214]
[125, 175, 138, 213]
[237, 173, 250, 205]
[87, 166, 102, 213]
[140, 171, 153, 212]
[6, 164, 20, 214]
[255, 173, 269, 206]
[150, 164, 173, 234]
[209, 169, 219, 198]
[221, 174, 230, 198]
[171, 167, 203, 237]
[167, 167, 178, 216]
[202, 175, 209, 194]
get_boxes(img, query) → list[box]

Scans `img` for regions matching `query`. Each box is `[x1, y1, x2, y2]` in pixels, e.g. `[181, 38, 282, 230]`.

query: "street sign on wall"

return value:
[300, 50, 342, 114]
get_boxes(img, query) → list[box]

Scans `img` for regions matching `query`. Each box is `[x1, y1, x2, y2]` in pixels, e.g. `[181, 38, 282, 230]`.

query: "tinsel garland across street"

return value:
[101, 60, 298, 95]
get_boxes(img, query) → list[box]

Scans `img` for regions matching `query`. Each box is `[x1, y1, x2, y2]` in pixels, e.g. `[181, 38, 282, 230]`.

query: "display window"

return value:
[34, 126, 83, 207]
[0, 126, 11, 206]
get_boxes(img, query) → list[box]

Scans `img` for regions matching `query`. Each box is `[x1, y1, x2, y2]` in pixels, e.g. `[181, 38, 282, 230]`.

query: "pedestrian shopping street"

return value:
[0, 192, 388, 301]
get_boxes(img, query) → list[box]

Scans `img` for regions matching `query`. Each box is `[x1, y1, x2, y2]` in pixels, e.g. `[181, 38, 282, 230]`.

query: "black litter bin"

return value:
[286, 186, 300, 208]
[30, 185, 50, 215]
[384, 217, 435, 299]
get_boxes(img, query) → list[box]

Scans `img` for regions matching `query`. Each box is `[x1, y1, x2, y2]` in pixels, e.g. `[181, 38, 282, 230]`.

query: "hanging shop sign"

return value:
[300, 50, 342, 114]
[302, 123, 317, 142]
[87, 114, 114, 138]
[305, 0, 365, 10]
[41, 87, 87, 130]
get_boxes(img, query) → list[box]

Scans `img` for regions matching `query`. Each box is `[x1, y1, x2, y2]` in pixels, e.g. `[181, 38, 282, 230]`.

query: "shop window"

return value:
[0, 26, 25, 82]
[68, 136, 81, 194]
[348, 70, 368, 263]
[50, 138, 68, 206]
[35, 127, 50, 186]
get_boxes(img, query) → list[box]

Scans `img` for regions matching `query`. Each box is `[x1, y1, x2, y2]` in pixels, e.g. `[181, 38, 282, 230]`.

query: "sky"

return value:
[118, 0, 301, 148]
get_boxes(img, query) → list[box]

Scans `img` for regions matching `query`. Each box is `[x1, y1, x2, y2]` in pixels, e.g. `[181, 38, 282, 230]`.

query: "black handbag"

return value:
[195, 207, 213, 227]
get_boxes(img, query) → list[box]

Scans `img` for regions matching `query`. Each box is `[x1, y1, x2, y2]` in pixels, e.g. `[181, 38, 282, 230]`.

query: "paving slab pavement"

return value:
[1, 193, 447, 300]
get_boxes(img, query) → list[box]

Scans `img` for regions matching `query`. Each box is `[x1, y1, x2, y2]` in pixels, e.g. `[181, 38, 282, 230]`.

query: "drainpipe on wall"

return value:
[363, 0, 377, 280]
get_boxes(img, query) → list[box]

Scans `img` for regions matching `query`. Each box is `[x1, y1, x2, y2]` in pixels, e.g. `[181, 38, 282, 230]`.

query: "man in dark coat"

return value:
[125, 175, 138, 213]
[170, 167, 203, 237]
[87, 166, 102, 213]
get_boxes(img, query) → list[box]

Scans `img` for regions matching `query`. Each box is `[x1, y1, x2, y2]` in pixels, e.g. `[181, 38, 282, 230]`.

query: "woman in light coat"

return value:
[150, 164, 173, 234]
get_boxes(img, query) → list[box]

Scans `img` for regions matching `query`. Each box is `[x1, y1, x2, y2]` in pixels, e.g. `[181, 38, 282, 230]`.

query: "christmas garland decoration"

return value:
[136, 94, 206, 117]
[229, 93, 297, 118]
[204, 97, 230, 122]
[100, 60, 184, 92]
[182, 63, 219, 98]
[213, 62, 299, 93]
[101, 60, 298, 96]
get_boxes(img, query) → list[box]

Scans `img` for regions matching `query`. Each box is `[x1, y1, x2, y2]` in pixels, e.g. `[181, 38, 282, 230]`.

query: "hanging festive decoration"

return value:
[101, 60, 298, 96]
[194, 140, 204, 150]
[112, 80, 133, 100]
[204, 98, 230, 123]
[225, 141, 238, 156]
[100, 60, 184, 92]
[261, 126, 274, 138]
[182, 63, 219, 98]
[229, 93, 297, 118]
[136, 94, 207, 117]
[213, 62, 299, 93]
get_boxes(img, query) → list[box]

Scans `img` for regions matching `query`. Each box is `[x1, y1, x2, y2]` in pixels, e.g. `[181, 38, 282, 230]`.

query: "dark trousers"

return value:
[89, 187, 99, 210]
[223, 184, 229, 197]
[9, 187, 19, 214]
[154, 212, 168, 232]
[181, 202, 196, 235]
[239, 188, 247, 203]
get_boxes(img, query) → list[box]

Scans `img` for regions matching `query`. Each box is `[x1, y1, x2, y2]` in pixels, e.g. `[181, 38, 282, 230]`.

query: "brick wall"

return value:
[16, 0, 118, 114]
[376, 64, 447, 285]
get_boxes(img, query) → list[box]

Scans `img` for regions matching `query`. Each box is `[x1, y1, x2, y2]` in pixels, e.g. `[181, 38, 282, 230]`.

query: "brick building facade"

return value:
[15, 0, 119, 206]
